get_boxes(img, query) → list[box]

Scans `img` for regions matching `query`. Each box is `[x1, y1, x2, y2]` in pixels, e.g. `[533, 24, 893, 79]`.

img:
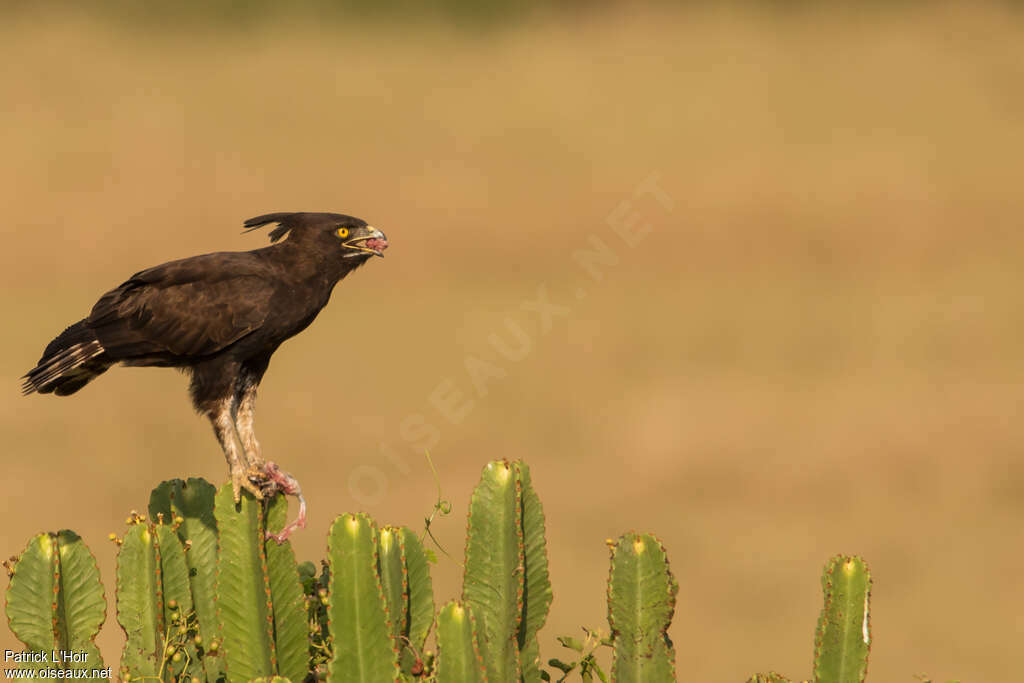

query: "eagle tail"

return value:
[22, 320, 112, 396]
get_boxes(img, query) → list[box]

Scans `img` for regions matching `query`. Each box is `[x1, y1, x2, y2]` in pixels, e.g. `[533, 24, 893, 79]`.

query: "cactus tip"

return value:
[494, 462, 512, 484]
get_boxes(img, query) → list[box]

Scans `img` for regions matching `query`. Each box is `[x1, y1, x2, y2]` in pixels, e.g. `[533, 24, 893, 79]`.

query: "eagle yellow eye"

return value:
[337, 227, 349, 239]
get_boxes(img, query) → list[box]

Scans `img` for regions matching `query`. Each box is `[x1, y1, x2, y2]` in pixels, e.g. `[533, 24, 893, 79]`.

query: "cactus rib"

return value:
[215, 485, 276, 680]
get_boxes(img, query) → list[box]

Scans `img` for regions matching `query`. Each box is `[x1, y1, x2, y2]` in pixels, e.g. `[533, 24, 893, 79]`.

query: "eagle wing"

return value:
[88, 252, 277, 360]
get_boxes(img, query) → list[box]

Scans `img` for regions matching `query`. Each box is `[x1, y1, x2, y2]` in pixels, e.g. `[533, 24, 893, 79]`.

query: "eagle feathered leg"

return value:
[235, 383, 266, 472]
[234, 380, 306, 543]
[209, 398, 265, 503]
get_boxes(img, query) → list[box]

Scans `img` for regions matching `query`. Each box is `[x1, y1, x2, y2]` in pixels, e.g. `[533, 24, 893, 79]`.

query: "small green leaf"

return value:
[557, 635, 585, 653]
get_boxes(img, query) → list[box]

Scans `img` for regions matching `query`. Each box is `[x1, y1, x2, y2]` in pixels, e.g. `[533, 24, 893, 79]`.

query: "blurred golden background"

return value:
[2, 2, 1023, 679]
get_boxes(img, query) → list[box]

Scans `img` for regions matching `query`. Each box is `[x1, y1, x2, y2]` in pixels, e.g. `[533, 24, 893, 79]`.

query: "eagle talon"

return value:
[231, 467, 265, 503]
[247, 469, 271, 492]
[246, 463, 268, 479]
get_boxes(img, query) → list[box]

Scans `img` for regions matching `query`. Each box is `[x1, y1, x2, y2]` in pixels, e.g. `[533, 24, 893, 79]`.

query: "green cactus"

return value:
[264, 498, 311, 683]
[154, 523, 202, 680]
[149, 478, 224, 681]
[813, 556, 871, 683]
[326, 512, 400, 681]
[747, 556, 872, 682]
[116, 517, 202, 681]
[115, 522, 160, 678]
[214, 484, 309, 682]
[5, 531, 106, 673]
[516, 462, 552, 681]
[607, 532, 678, 682]
[436, 601, 487, 683]
[215, 485, 274, 680]
[461, 460, 552, 682]
[379, 525, 435, 675]
[298, 560, 331, 677]
[2, 466, 898, 683]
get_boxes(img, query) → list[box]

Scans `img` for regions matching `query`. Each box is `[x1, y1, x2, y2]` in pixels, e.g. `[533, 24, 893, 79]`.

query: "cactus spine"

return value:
[607, 532, 678, 682]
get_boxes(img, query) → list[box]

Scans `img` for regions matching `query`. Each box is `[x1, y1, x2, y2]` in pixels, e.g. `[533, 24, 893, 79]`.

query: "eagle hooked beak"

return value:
[343, 227, 388, 258]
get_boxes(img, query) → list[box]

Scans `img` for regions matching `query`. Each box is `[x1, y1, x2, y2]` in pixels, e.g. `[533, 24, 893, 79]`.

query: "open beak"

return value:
[344, 227, 388, 257]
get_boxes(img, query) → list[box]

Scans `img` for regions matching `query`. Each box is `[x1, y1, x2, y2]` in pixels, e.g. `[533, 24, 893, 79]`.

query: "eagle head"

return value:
[243, 212, 389, 259]
[334, 219, 389, 259]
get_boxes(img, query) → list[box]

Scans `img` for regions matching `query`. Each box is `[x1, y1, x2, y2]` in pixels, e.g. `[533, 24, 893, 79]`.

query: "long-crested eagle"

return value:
[22, 212, 388, 541]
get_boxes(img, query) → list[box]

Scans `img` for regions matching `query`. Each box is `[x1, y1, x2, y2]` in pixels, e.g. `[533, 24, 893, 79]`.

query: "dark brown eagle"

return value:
[22, 212, 388, 541]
